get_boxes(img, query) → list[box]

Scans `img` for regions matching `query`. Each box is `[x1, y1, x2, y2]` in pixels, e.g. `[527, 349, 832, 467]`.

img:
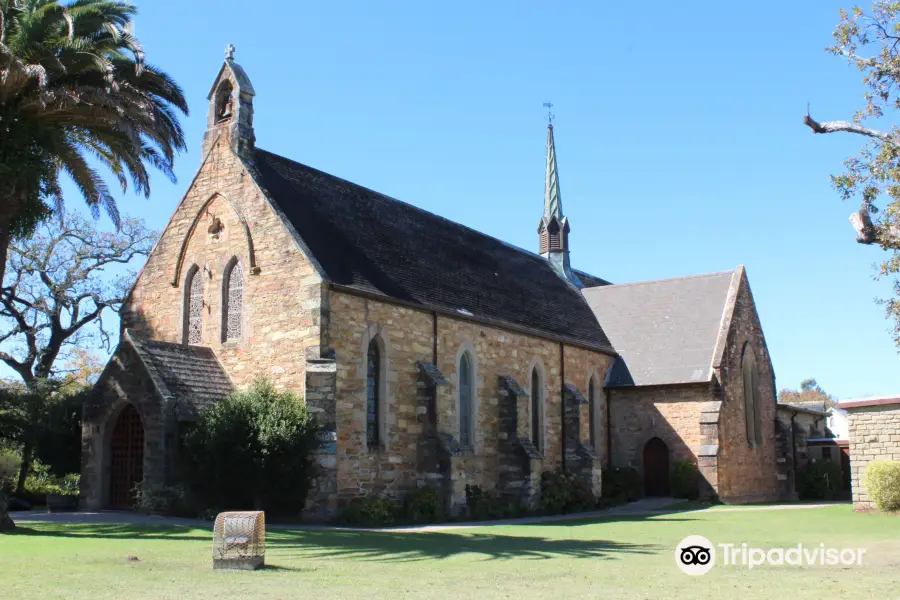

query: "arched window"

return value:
[588, 376, 597, 448]
[366, 339, 381, 449]
[223, 260, 244, 341]
[184, 266, 204, 345]
[531, 367, 542, 451]
[459, 352, 473, 447]
[742, 344, 763, 447]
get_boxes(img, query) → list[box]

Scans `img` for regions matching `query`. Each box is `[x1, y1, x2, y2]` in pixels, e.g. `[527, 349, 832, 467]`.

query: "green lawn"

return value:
[1, 506, 898, 600]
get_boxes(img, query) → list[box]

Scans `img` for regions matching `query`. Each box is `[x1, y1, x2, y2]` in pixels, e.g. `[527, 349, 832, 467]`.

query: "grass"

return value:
[1, 505, 898, 600]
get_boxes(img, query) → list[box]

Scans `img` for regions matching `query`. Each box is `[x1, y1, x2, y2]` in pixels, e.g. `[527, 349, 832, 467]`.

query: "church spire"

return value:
[537, 113, 582, 288]
[544, 122, 563, 221]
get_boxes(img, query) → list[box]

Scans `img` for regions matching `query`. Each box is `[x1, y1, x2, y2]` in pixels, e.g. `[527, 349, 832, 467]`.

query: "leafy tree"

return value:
[805, 3, 900, 347]
[183, 380, 320, 516]
[0, 0, 188, 283]
[0, 448, 17, 530]
[0, 213, 156, 493]
[778, 378, 838, 409]
[0, 379, 72, 480]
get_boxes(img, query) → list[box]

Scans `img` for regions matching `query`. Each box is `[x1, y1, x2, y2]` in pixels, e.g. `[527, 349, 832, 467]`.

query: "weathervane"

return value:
[225, 44, 235, 61]
[543, 101, 555, 125]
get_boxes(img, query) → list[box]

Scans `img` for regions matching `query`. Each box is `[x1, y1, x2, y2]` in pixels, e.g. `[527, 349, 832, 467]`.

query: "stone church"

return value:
[80, 50, 780, 516]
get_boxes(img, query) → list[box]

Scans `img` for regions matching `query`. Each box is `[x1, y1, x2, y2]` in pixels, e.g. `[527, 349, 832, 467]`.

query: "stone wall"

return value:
[327, 292, 433, 502]
[845, 402, 900, 511]
[608, 383, 713, 494]
[121, 137, 325, 396]
[564, 345, 610, 467]
[714, 271, 779, 503]
[325, 290, 613, 513]
[81, 342, 173, 510]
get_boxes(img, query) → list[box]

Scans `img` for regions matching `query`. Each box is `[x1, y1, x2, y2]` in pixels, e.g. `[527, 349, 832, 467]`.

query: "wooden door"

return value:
[643, 437, 670, 496]
[109, 404, 144, 509]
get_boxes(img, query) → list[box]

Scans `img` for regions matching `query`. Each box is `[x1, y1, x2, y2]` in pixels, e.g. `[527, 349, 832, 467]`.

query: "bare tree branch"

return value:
[803, 113, 893, 142]
[0, 213, 157, 387]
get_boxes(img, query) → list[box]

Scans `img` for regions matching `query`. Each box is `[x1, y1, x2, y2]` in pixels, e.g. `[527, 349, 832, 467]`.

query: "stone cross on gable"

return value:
[225, 44, 235, 61]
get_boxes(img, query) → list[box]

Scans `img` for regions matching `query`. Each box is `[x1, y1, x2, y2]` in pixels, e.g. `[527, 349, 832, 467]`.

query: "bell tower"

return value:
[537, 118, 582, 287]
[202, 44, 256, 158]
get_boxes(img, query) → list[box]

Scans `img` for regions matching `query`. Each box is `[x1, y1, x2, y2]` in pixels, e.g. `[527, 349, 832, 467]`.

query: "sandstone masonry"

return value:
[81, 50, 784, 517]
[842, 399, 900, 511]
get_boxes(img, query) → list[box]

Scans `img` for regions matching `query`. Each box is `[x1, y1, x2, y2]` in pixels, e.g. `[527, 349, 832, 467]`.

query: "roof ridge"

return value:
[254, 148, 602, 273]
[584, 269, 736, 291]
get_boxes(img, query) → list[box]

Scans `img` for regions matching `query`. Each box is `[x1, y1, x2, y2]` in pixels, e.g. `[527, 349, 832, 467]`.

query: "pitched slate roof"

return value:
[582, 270, 738, 387]
[777, 402, 827, 417]
[251, 149, 615, 353]
[125, 330, 233, 420]
[573, 269, 611, 288]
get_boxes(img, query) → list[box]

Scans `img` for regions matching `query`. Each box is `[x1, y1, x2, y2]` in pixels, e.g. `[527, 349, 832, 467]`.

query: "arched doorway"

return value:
[643, 437, 670, 496]
[109, 404, 144, 509]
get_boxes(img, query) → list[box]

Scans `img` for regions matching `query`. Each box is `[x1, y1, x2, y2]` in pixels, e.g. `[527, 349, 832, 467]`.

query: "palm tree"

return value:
[0, 0, 188, 283]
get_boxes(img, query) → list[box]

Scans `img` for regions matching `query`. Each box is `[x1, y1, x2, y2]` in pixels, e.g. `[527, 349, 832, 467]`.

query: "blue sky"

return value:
[32, 1, 900, 398]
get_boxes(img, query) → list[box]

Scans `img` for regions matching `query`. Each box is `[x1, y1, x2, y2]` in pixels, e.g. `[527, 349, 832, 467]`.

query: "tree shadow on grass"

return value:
[523, 513, 697, 527]
[266, 527, 664, 563]
[4, 521, 670, 563]
[3, 524, 208, 542]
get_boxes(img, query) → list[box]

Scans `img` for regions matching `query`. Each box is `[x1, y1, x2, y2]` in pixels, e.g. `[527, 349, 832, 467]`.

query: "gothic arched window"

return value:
[223, 260, 244, 341]
[366, 339, 381, 449]
[742, 344, 763, 447]
[459, 352, 473, 447]
[588, 376, 597, 448]
[531, 367, 543, 451]
[184, 266, 204, 345]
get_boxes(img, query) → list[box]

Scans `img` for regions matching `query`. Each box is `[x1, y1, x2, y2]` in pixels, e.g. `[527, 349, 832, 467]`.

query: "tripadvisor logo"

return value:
[675, 536, 867, 575]
[676, 535, 715, 576]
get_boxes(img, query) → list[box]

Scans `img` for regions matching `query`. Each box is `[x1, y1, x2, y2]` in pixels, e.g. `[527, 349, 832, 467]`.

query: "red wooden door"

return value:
[643, 437, 670, 496]
[109, 404, 144, 509]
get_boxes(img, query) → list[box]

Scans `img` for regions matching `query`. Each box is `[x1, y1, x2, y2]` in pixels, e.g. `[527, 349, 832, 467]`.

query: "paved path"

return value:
[8, 498, 847, 533]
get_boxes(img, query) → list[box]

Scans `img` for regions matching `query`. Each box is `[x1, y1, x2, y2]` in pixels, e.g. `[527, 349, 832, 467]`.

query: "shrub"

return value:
[34, 391, 86, 477]
[0, 451, 19, 531]
[670, 460, 700, 500]
[198, 507, 220, 522]
[183, 379, 319, 516]
[465, 484, 493, 521]
[23, 460, 79, 497]
[602, 467, 643, 502]
[797, 460, 843, 500]
[864, 461, 900, 512]
[339, 496, 400, 527]
[539, 469, 596, 515]
[464, 485, 527, 521]
[404, 486, 444, 524]
[0, 450, 21, 494]
[133, 481, 186, 515]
